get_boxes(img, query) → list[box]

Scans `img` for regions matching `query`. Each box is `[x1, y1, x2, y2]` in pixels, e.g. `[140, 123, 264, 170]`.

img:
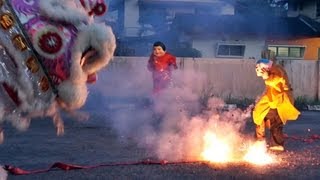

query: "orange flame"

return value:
[201, 131, 232, 163]
[243, 140, 274, 165]
[200, 131, 275, 165]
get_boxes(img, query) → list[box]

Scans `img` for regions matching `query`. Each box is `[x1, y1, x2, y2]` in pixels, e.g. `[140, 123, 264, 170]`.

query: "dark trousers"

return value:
[256, 109, 284, 146]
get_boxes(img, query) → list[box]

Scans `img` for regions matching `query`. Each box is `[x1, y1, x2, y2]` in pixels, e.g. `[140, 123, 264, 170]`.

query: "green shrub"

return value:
[294, 96, 320, 110]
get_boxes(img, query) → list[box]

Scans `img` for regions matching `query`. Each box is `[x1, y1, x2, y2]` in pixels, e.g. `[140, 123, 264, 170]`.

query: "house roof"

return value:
[172, 13, 320, 38]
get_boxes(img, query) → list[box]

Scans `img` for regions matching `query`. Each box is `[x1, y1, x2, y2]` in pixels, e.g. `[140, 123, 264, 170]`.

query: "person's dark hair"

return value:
[153, 41, 166, 51]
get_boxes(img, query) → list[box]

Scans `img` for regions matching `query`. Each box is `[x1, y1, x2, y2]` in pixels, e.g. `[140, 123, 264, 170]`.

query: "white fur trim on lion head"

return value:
[57, 22, 115, 110]
[39, 0, 91, 25]
[57, 80, 88, 110]
[70, 23, 116, 80]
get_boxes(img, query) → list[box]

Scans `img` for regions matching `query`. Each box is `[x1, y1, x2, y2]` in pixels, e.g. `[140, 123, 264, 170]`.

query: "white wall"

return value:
[220, 3, 234, 15]
[124, 0, 140, 36]
[243, 40, 266, 59]
[192, 40, 216, 57]
[192, 39, 265, 59]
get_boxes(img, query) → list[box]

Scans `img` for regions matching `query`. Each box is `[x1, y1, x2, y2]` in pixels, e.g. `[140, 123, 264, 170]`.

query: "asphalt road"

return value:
[0, 109, 319, 180]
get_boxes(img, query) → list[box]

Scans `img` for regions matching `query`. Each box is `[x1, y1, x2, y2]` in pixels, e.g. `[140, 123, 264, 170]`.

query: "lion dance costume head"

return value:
[0, 0, 116, 141]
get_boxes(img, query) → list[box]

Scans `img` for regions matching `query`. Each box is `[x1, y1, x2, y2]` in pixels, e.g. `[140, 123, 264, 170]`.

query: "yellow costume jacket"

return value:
[253, 64, 300, 125]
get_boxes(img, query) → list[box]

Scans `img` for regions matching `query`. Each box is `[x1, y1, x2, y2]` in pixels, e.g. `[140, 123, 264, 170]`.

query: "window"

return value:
[317, 0, 320, 17]
[268, 46, 305, 58]
[216, 44, 245, 58]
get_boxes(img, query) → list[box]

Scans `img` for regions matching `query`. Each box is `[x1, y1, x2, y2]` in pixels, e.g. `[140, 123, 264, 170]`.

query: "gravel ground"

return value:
[0, 109, 319, 180]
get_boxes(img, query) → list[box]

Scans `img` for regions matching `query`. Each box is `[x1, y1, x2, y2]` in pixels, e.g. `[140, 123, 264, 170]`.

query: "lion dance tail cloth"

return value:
[0, 0, 116, 137]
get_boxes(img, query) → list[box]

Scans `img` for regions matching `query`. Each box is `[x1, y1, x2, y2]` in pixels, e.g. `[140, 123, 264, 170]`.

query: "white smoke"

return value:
[141, 93, 253, 161]
[92, 62, 254, 161]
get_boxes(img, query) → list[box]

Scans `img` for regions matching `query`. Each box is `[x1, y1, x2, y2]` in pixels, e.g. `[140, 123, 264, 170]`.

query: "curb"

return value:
[307, 105, 320, 111]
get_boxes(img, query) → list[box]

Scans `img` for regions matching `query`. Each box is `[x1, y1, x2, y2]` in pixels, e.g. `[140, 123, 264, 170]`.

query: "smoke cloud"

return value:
[87, 60, 254, 161]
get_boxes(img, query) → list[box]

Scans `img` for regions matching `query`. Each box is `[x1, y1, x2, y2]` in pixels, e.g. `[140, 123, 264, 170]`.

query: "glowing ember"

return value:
[243, 140, 274, 165]
[201, 131, 232, 163]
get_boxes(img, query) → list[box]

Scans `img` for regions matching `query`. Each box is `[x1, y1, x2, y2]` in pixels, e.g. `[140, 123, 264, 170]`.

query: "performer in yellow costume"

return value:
[253, 59, 300, 151]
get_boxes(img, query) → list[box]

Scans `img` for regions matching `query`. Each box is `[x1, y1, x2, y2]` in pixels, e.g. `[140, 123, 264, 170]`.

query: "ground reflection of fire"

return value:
[200, 130, 275, 165]
[243, 140, 274, 165]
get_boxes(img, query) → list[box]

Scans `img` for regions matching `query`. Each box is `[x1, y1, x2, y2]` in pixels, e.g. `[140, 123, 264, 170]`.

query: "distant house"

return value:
[287, 0, 320, 21]
[108, 0, 320, 60]
[269, 0, 320, 60]
[109, 0, 234, 37]
[172, 13, 320, 60]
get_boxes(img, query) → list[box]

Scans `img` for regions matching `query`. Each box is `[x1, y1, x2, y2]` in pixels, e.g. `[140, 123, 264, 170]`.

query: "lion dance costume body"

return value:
[0, 0, 116, 143]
